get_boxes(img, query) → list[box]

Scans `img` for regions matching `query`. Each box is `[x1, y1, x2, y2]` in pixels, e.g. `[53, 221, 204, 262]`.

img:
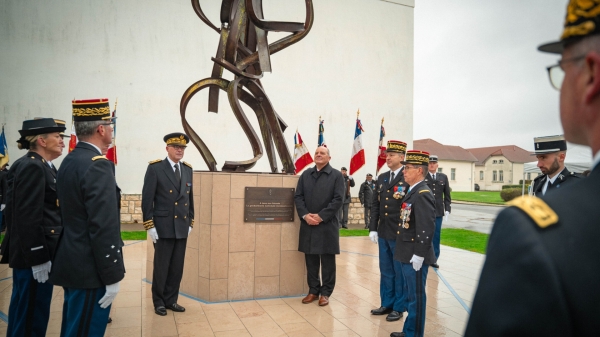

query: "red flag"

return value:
[294, 130, 313, 174]
[68, 122, 78, 153]
[376, 122, 386, 175]
[106, 101, 117, 164]
[349, 118, 365, 175]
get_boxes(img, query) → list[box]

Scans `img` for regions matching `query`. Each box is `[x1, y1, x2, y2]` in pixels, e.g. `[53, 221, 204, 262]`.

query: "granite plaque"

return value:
[244, 187, 295, 222]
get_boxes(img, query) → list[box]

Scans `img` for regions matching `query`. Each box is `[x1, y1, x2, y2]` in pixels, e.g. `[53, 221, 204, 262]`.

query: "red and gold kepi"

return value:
[386, 140, 407, 154]
[402, 150, 430, 165]
[72, 98, 113, 121]
[539, 0, 600, 53]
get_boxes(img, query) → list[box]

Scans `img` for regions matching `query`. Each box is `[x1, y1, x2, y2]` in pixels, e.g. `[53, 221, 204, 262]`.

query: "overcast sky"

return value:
[413, 0, 593, 162]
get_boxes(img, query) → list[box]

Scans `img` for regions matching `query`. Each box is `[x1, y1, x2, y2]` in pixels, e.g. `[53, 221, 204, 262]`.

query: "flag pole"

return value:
[378, 117, 384, 173]
[112, 98, 118, 165]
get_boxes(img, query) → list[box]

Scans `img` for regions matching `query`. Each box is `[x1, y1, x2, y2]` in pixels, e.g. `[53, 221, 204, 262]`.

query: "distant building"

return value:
[414, 139, 478, 192]
[466, 145, 536, 191]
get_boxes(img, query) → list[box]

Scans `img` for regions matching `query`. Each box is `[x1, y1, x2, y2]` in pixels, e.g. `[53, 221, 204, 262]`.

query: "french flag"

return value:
[349, 118, 365, 175]
[294, 130, 313, 174]
[68, 122, 78, 153]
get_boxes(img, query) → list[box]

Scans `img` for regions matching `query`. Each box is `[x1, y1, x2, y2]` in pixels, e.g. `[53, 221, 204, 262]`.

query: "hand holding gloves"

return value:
[444, 211, 450, 221]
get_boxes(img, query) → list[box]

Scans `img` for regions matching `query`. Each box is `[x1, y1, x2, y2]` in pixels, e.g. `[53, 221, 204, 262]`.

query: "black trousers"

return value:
[152, 238, 187, 307]
[305, 254, 336, 297]
[363, 206, 371, 227]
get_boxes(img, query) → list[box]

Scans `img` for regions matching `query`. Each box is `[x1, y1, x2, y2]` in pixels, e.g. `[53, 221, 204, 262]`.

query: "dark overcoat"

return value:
[50, 142, 124, 289]
[358, 180, 375, 207]
[141, 158, 194, 238]
[295, 163, 345, 255]
[465, 165, 600, 337]
[0, 152, 62, 268]
[394, 181, 436, 265]
[369, 168, 407, 240]
[425, 172, 451, 217]
[531, 167, 581, 196]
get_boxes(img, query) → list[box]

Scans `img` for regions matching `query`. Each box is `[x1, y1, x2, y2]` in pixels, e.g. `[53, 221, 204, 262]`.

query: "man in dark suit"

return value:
[295, 146, 345, 307]
[530, 135, 580, 196]
[51, 99, 124, 337]
[368, 140, 408, 322]
[425, 155, 450, 268]
[0, 118, 64, 336]
[142, 132, 194, 316]
[337, 167, 355, 229]
[358, 173, 375, 229]
[391, 150, 436, 337]
[465, 3, 600, 335]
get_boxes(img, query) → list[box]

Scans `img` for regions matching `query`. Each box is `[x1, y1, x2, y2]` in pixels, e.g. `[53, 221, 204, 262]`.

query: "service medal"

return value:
[393, 186, 405, 199]
[400, 203, 412, 229]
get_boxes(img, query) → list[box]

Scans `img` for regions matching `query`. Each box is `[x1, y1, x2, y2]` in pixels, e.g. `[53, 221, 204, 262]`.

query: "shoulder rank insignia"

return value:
[92, 155, 108, 161]
[419, 190, 430, 194]
[507, 196, 558, 228]
[182, 161, 193, 168]
[148, 159, 162, 165]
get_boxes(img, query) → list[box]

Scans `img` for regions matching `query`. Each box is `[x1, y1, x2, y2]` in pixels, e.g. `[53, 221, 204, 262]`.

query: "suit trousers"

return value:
[337, 203, 349, 227]
[433, 216, 443, 259]
[152, 238, 187, 307]
[304, 254, 336, 296]
[377, 238, 406, 312]
[400, 263, 429, 337]
[7, 268, 53, 337]
[363, 207, 371, 228]
[60, 287, 110, 337]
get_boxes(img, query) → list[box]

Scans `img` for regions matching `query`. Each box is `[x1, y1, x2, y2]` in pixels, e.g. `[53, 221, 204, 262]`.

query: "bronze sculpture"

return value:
[180, 0, 314, 173]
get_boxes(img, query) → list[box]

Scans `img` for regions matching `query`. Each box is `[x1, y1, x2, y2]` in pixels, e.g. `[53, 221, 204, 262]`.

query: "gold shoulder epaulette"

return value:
[419, 190, 430, 194]
[148, 159, 162, 165]
[507, 196, 558, 228]
[182, 161, 193, 168]
[92, 155, 108, 161]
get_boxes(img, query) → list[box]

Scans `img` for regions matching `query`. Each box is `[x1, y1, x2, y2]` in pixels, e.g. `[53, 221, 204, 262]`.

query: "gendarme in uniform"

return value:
[530, 135, 580, 196]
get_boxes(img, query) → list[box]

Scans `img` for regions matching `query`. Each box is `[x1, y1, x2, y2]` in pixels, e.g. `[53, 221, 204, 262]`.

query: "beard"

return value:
[543, 157, 561, 176]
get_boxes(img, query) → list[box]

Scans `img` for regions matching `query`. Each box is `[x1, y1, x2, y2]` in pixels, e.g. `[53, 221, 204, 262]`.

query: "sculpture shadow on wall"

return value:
[180, 0, 314, 173]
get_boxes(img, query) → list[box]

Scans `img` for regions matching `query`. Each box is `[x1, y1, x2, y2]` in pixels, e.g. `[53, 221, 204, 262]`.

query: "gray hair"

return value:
[75, 120, 104, 140]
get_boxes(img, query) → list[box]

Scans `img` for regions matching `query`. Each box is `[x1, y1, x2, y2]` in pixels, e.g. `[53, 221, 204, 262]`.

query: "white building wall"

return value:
[0, 0, 415, 194]
[477, 155, 525, 191]
[437, 160, 474, 192]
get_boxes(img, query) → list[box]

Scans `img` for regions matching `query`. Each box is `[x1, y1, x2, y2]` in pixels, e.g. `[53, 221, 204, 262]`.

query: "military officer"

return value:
[465, 2, 600, 335]
[530, 135, 580, 196]
[425, 155, 450, 268]
[368, 140, 408, 322]
[0, 118, 65, 336]
[51, 99, 124, 337]
[142, 132, 194, 316]
[391, 150, 436, 337]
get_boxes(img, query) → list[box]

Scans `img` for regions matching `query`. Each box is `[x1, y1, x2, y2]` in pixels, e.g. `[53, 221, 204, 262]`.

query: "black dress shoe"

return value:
[166, 303, 186, 312]
[431, 263, 440, 269]
[155, 306, 167, 316]
[370, 306, 393, 315]
[107, 317, 112, 324]
[386, 310, 403, 321]
[390, 332, 405, 337]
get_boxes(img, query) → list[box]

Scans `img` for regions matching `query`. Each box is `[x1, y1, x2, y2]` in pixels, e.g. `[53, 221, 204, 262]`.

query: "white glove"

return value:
[0, 204, 5, 211]
[188, 227, 192, 235]
[98, 282, 120, 309]
[348, 175, 353, 180]
[32, 261, 52, 283]
[444, 211, 449, 221]
[369, 231, 378, 244]
[410, 255, 424, 272]
[148, 228, 159, 243]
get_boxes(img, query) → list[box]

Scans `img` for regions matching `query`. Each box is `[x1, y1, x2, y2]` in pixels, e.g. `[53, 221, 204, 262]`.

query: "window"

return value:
[499, 170, 504, 182]
[437, 168, 442, 173]
[493, 170, 497, 181]
[492, 160, 497, 164]
[499, 159, 504, 164]
[451, 168, 456, 181]
[479, 171, 484, 180]
[527, 173, 531, 180]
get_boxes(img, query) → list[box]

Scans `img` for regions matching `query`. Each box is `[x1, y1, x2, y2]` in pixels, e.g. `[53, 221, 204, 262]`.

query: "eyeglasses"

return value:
[168, 145, 186, 151]
[546, 55, 586, 90]
[404, 165, 418, 171]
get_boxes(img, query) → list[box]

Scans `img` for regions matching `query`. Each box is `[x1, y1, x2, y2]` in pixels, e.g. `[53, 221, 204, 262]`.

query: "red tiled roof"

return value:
[466, 145, 536, 166]
[413, 139, 478, 162]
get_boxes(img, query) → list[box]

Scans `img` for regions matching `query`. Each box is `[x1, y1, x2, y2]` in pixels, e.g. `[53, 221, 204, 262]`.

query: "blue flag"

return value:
[0, 125, 9, 167]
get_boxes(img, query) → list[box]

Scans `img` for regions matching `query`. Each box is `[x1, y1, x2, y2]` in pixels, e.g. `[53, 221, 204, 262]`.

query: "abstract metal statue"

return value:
[180, 0, 314, 173]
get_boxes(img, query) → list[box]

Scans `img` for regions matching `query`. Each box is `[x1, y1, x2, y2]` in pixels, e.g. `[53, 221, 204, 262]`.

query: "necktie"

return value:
[391, 172, 395, 181]
[432, 173, 435, 180]
[174, 164, 181, 185]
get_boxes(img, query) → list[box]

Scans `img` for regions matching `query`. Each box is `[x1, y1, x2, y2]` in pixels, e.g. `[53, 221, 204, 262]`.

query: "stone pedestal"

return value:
[146, 172, 306, 302]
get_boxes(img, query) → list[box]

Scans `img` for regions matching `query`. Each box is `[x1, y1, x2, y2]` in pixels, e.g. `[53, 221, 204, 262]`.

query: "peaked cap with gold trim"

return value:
[401, 150, 430, 165]
[72, 98, 114, 122]
[386, 140, 407, 154]
[163, 132, 189, 147]
[539, 0, 600, 53]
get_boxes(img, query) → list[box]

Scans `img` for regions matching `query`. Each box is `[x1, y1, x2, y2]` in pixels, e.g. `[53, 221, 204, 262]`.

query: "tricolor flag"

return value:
[294, 130, 313, 174]
[106, 100, 117, 164]
[68, 120, 78, 153]
[376, 119, 386, 175]
[318, 118, 326, 147]
[349, 116, 365, 175]
[0, 125, 9, 167]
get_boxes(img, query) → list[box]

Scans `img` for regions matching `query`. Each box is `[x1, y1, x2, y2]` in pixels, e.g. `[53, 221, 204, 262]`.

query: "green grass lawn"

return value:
[451, 191, 505, 205]
[339, 228, 489, 254]
[440, 228, 488, 254]
[121, 231, 147, 240]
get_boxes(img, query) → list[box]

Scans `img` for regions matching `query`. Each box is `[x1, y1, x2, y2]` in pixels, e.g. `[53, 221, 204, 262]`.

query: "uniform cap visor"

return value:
[538, 40, 564, 54]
